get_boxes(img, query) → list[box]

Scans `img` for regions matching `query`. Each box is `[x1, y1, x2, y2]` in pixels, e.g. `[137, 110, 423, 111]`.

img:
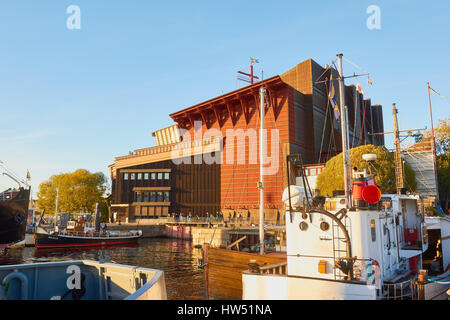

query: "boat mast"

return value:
[337, 54, 352, 208]
[392, 103, 404, 194]
[259, 84, 265, 255]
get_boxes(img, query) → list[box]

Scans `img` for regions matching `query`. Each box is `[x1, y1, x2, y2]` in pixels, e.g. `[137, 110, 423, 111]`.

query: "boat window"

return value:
[151, 173, 156, 180]
[137, 173, 142, 180]
[164, 172, 170, 180]
[123, 173, 128, 180]
[130, 173, 135, 180]
[164, 191, 169, 202]
[157, 192, 163, 202]
[143, 192, 148, 202]
[157, 173, 163, 180]
[136, 192, 141, 202]
[150, 192, 156, 202]
[144, 173, 149, 180]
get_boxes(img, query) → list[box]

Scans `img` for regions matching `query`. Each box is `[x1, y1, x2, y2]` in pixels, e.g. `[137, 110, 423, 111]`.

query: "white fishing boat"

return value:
[242, 54, 450, 300]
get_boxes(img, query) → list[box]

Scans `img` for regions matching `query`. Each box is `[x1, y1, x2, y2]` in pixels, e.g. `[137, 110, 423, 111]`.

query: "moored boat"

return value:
[0, 259, 166, 300]
[34, 229, 142, 249]
[0, 161, 31, 249]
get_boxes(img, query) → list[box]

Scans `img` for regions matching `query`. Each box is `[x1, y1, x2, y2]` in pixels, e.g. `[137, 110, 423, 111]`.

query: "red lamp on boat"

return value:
[352, 154, 381, 207]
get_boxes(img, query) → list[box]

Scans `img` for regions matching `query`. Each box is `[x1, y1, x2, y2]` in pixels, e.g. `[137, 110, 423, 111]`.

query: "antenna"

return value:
[237, 58, 260, 85]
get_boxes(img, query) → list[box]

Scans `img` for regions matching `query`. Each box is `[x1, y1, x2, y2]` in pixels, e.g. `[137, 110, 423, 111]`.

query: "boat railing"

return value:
[56, 230, 140, 238]
[382, 277, 417, 300]
[247, 261, 288, 276]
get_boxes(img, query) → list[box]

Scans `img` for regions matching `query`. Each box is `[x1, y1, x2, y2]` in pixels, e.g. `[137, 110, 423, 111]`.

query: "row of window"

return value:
[136, 191, 170, 203]
[124, 172, 170, 181]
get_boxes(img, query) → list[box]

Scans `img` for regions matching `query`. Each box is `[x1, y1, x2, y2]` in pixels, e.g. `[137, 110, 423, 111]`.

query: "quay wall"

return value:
[191, 227, 229, 248]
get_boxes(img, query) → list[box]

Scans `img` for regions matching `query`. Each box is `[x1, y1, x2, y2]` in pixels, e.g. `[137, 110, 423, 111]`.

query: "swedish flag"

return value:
[250, 57, 259, 64]
[328, 75, 340, 119]
[26, 170, 31, 181]
[430, 87, 446, 98]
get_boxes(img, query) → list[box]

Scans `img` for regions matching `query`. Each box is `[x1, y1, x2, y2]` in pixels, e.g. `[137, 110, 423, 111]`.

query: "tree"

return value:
[437, 150, 450, 213]
[37, 169, 107, 215]
[434, 118, 450, 155]
[424, 118, 450, 212]
[316, 144, 416, 197]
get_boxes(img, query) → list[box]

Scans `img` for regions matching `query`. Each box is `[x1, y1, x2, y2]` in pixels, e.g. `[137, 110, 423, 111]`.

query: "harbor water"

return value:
[0, 238, 205, 300]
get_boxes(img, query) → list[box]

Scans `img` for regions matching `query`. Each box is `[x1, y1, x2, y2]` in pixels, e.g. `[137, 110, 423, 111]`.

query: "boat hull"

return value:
[34, 232, 141, 249]
[0, 188, 30, 247]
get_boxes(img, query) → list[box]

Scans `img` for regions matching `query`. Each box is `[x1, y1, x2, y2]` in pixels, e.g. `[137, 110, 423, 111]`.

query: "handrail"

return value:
[55, 230, 140, 238]
[254, 262, 287, 275]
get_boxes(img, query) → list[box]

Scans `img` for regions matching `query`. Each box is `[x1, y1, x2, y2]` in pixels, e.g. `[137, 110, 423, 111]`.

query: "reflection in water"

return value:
[0, 238, 204, 300]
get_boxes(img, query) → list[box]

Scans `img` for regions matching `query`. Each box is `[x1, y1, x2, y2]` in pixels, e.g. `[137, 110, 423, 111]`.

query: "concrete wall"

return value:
[192, 227, 229, 248]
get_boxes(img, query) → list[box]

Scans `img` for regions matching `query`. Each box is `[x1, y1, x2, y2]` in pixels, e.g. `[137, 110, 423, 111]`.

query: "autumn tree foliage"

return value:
[433, 118, 449, 212]
[37, 169, 107, 215]
[316, 144, 416, 197]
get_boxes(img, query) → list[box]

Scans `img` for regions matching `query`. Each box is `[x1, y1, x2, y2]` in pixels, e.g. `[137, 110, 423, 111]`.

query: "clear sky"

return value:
[0, 0, 449, 197]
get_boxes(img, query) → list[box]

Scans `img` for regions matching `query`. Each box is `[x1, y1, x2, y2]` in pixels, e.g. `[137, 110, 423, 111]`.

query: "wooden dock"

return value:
[203, 244, 286, 299]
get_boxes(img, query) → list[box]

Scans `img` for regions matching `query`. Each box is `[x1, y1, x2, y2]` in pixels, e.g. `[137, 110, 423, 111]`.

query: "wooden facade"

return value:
[109, 58, 384, 222]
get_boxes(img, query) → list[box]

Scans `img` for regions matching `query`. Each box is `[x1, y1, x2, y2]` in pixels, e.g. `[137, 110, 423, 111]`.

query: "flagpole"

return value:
[259, 84, 265, 255]
[337, 54, 352, 208]
[427, 82, 440, 201]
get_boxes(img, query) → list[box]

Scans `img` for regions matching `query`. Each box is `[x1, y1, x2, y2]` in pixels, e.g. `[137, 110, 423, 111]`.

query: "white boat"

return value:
[243, 185, 450, 299]
[242, 53, 450, 300]
[0, 260, 167, 300]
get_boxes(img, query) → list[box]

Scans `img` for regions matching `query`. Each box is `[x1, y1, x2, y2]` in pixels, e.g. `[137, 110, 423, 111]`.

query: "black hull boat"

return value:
[0, 188, 30, 248]
[34, 230, 142, 249]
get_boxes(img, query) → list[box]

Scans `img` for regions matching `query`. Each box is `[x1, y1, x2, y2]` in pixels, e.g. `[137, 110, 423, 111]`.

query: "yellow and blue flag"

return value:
[430, 87, 446, 98]
[250, 57, 259, 64]
[328, 75, 340, 119]
[26, 170, 31, 181]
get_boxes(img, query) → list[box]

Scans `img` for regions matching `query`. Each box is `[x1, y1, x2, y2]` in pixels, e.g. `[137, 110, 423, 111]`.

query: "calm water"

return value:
[0, 238, 205, 300]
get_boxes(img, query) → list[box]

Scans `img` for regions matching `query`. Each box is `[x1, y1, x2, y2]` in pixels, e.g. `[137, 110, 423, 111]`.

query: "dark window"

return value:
[163, 191, 169, 202]
[157, 192, 163, 202]
[136, 192, 141, 202]
[150, 192, 156, 202]
[143, 192, 148, 202]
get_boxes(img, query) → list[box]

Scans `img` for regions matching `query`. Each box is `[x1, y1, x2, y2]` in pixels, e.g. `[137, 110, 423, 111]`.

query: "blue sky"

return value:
[0, 0, 449, 197]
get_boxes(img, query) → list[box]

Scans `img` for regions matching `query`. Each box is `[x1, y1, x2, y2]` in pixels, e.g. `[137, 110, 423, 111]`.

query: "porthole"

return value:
[320, 221, 330, 231]
[299, 222, 308, 231]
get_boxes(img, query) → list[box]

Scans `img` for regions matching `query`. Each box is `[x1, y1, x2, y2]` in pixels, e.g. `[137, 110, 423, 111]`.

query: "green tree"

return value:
[317, 144, 416, 196]
[37, 169, 107, 215]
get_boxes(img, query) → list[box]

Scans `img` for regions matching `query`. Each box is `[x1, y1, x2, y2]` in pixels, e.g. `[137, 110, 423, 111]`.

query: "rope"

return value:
[342, 56, 369, 75]
[314, 59, 337, 84]
[318, 77, 332, 163]
[358, 100, 367, 146]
